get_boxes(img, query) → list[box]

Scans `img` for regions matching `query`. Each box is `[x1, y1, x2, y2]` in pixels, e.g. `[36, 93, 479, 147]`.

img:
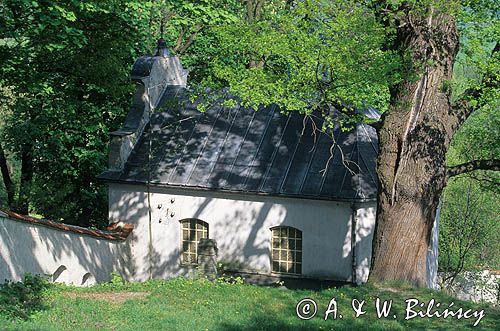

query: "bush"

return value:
[0, 274, 51, 320]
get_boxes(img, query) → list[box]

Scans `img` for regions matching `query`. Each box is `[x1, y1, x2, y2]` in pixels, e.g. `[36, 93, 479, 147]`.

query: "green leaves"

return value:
[52, 5, 77, 22]
[0, 0, 154, 226]
[439, 176, 500, 274]
[197, 0, 401, 125]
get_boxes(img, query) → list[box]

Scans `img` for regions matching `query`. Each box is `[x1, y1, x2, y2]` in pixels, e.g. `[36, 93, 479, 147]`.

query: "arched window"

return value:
[271, 226, 302, 274]
[180, 219, 209, 265]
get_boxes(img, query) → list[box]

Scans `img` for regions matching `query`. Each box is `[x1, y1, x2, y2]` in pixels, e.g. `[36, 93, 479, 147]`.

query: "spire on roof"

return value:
[155, 38, 170, 57]
[154, 19, 170, 57]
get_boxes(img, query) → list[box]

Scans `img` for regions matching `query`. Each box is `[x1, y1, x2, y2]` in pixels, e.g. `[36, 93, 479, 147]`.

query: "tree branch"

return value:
[447, 159, 500, 178]
[448, 94, 477, 133]
[449, 41, 499, 132]
[467, 172, 500, 189]
[175, 24, 203, 54]
[174, 27, 187, 52]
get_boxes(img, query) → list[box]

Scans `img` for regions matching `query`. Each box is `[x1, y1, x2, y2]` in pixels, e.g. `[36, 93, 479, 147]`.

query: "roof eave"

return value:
[100, 178, 377, 204]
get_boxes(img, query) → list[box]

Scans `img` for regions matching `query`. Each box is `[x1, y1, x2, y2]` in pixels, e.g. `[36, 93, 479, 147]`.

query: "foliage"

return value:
[446, 101, 500, 197]
[196, 0, 499, 125]
[0, 0, 245, 226]
[215, 275, 245, 285]
[0, 274, 51, 320]
[109, 272, 126, 287]
[0, 277, 499, 330]
[0, 0, 153, 225]
[147, 0, 243, 82]
[196, 0, 401, 125]
[441, 38, 500, 278]
[439, 176, 500, 283]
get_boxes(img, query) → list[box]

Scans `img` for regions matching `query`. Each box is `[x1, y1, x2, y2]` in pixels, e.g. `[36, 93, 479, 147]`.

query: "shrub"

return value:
[0, 274, 51, 320]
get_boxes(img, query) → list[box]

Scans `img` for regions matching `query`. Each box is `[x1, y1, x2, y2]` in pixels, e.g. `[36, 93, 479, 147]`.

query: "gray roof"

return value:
[99, 86, 379, 201]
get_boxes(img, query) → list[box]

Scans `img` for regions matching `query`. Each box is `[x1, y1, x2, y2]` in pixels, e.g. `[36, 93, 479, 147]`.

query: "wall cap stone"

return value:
[0, 209, 133, 241]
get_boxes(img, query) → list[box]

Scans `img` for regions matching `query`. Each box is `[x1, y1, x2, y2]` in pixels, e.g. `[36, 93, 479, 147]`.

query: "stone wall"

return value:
[439, 270, 500, 305]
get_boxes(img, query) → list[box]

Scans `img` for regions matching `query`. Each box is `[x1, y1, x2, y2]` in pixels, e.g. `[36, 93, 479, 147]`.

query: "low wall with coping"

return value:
[0, 210, 133, 286]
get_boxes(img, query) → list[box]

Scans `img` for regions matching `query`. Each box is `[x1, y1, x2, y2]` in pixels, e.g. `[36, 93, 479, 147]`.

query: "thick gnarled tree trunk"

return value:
[370, 10, 460, 287]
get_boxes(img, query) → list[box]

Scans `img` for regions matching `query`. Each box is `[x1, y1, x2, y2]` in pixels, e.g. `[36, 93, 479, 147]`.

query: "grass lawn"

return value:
[0, 276, 498, 330]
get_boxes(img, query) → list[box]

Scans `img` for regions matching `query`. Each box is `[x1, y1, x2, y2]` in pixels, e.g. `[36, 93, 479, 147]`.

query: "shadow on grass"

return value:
[221, 270, 351, 291]
[215, 317, 317, 331]
[214, 306, 495, 331]
[213, 314, 398, 331]
[0, 274, 52, 320]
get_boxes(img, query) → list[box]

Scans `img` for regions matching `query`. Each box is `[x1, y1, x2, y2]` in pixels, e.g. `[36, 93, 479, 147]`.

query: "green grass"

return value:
[0, 276, 498, 330]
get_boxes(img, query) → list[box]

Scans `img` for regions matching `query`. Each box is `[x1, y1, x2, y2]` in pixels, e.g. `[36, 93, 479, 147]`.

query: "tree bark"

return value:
[370, 9, 460, 287]
[0, 144, 15, 208]
[16, 145, 33, 214]
[447, 159, 500, 178]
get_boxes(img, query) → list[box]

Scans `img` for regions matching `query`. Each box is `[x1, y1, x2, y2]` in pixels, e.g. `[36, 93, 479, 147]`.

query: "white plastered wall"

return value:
[354, 203, 377, 284]
[0, 185, 377, 286]
[109, 183, 377, 283]
[0, 216, 132, 286]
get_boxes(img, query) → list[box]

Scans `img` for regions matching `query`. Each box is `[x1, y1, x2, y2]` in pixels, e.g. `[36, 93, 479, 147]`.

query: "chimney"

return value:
[107, 40, 188, 171]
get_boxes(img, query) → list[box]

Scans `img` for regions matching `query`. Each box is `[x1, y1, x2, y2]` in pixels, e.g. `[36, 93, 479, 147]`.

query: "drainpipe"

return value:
[350, 202, 357, 285]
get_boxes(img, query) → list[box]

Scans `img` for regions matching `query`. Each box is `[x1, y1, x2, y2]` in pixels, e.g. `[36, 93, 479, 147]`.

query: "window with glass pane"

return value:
[180, 219, 208, 265]
[271, 226, 302, 274]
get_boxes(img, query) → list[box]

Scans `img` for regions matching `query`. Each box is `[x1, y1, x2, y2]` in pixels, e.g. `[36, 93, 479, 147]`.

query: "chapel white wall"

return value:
[0, 185, 377, 286]
[109, 183, 377, 283]
[354, 203, 376, 284]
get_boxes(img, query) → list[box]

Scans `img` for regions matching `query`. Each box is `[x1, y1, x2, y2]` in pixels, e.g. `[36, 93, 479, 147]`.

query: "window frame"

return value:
[179, 218, 209, 266]
[270, 226, 302, 275]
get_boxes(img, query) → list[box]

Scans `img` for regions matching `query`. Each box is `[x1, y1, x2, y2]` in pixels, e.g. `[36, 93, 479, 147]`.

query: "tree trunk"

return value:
[245, 0, 264, 22]
[16, 145, 33, 214]
[0, 144, 15, 208]
[370, 9, 460, 287]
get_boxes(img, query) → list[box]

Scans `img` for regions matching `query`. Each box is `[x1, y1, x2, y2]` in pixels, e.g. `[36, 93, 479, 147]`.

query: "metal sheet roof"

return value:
[100, 86, 379, 201]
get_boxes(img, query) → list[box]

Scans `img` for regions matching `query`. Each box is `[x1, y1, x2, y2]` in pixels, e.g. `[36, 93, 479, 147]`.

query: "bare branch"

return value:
[177, 24, 204, 54]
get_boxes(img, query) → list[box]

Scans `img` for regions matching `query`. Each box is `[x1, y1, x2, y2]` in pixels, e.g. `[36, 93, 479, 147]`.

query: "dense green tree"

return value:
[0, 0, 153, 225]
[439, 176, 499, 286]
[0, 0, 243, 225]
[438, 58, 499, 284]
[147, 0, 241, 82]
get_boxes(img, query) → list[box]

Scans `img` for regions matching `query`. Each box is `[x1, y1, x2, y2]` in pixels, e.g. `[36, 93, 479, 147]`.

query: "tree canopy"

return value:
[0, 0, 239, 226]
